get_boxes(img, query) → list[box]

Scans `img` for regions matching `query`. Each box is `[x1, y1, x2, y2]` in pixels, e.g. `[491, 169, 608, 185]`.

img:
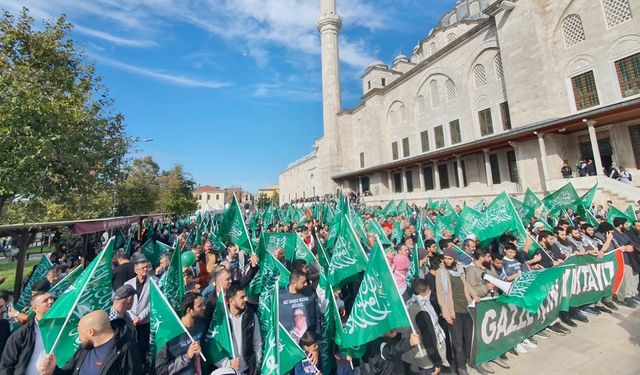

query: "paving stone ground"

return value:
[470, 304, 640, 375]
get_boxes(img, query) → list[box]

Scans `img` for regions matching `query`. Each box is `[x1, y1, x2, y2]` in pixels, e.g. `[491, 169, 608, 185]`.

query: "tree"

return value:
[0, 9, 129, 217]
[116, 156, 160, 215]
[157, 164, 198, 215]
[271, 191, 280, 206]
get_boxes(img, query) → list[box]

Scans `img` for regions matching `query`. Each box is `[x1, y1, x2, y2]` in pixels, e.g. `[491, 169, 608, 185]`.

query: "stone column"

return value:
[387, 171, 393, 194]
[456, 155, 464, 188]
[358, 176, 363, 194]
[433, 161, 441, 190]
[483, 148, 493, 187]
[418, 164, 425, 191]
[586, 120, 605, 175]
[401, 168, 407, 193]
[537, 132, 550, 192]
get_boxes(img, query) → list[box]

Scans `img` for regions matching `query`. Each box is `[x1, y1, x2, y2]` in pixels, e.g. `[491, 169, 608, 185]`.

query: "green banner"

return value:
[470, 250, 624, 366]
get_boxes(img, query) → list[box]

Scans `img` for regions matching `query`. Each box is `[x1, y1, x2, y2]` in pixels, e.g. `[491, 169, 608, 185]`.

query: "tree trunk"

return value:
[12, 229, 36, 301]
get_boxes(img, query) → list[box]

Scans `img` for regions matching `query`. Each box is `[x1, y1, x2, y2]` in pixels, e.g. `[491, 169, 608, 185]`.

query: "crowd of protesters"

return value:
[1, 197, 639, 375]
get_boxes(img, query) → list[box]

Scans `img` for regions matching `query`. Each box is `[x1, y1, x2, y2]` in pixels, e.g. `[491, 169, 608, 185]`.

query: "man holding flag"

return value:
[209, 285, 262, 374]
[155, 292, 207, 375]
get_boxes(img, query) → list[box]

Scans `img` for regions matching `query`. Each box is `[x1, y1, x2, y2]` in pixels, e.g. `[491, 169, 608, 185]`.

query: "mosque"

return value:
[279, 0, 640, 206]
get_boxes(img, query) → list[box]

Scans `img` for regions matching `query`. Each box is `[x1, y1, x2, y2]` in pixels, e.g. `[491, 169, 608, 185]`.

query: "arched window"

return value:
[417, 95, 426, 117]
[430, 42, 437, 55]
[602, 0, 632, 28]
[445, 79, 457, 101]
[430, 80, 440, 107]
[449, 13, 458, 24]
[494, 54, 504, 80]
[469, 1, 481, 17]
[473, 64, 487, 88]
[400, 105, 407, 122]
[562, 15, 586, 47]
[447, 33, 456, 43]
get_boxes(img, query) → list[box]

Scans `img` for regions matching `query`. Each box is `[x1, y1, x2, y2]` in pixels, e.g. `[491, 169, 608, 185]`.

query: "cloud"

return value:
[75, 25, 157, 47]
[94, 55, 231, 89]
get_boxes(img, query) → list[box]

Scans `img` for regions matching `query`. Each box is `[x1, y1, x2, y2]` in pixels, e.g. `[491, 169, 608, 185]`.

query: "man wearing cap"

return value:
[110, 284, 137, 340]
[124, 257, 158, 362]
[434, 248, 479, 375]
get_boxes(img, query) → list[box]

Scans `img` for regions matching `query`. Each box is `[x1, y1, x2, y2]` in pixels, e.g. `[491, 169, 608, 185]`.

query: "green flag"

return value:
[341, 236, 412, 348]
[523, 188, 542, 211]
[159, 243, 185, 313]
[204, 290, 236, 362]
[292, 234, 320, 269]
[328, 216, 369, 286]
[497, 266, 569, 313]
[543, 183, 580, 214]
[580, 183, 598, 208]
[607, 205, 635, 224]
[367, 218, 392, 247]
[48, 266, 83, 299]
[247, 250, 290, 298]
[258, 232, 297, 260]
[149, 279, 201, 360]
[260, 276, 307, 375]
[405, 246, 420, 293]
[40, 238, 115, 366]
[15, 255, 53, 311]
[475, 192, 529, 248]
[219, 194, 254, 254]
[390, 219, 404, 245]
[383, 200, 397, 217]
[142, 239, 173, 267]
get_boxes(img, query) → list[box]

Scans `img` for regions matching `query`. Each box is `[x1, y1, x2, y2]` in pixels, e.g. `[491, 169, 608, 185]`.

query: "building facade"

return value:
[279, 0, 640, 206]
[193, 185, 225, 210]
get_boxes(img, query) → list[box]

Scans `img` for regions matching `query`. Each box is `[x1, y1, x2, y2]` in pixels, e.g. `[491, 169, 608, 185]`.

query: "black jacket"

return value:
[0, 320, 10, 363]
[362, 333, 413, 375]
[53, 319, 143, 375]
[0, 317, 38, 375]
[236, 307, 259, 374]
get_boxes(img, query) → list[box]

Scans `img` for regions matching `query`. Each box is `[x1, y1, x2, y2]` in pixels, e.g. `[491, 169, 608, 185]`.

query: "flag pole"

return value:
[376, 236, 425, 356]
[221, 288, 237, 359]
[275, 276, 281, 375]
[151, 279, 206, 362]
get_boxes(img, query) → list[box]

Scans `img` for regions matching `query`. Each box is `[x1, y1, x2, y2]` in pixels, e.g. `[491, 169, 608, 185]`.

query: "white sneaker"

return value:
[515, 343, 528, 354]
[522, 339, 538, 349]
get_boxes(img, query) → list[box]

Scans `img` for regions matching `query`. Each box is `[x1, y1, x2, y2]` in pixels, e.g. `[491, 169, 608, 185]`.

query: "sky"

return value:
[2, 0, 457, 193]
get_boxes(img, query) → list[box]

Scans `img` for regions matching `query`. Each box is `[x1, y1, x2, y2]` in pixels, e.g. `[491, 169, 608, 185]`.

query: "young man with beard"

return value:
[213, 286, 261, 375]
[279, 270, 321, 342]
[465, 249, 495, 298]
[611, 217, 640, 308]
[434, 248, 479, 375]
[567, 227, 607, 315]
[38, 310, 142, 375]
[155, 292, 207, 375]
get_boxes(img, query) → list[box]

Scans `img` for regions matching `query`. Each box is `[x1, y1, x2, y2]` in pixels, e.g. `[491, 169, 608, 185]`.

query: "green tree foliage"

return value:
[116, 156, 160, 215]
[157, 164, 198, 215]
[0, 9, 129, 217]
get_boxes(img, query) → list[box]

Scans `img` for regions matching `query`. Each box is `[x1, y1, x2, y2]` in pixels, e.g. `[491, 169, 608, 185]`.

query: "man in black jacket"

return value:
[38, 310, 143, 375]
[362, 329, 420, 375]
[0, 290, 54, 375]
[212, 285, 262, 374]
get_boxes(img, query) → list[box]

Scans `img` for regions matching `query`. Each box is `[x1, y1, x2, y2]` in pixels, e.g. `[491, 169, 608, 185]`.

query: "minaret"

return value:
[317, 0, 342, 194]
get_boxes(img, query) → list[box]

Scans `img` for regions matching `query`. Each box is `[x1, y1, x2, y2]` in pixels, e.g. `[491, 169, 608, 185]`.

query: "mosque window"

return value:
[445, 79, 457, 101]
[473, 64, 487, 88]
[381, 78, 386, 87]
[430, 42, 437, 55]
[417, 95, 426, 116]
[430, 80, 440, 107]
[435, 126, 445, 149]
[447, 33, 456, 43]
[500, 102, 512, 130]
[360, 152, 365, 168]
[571, 71, 600, 110]
[449, 13, 458, 24]
[367, 80, 371, 90]
[478, 108, 494, 136]
[449, 120, 461, 144]
[615, 52, 640, 97]
[421, 130, 430, 152]
[469, 1, 481, 17]
[494, 54, 504, 80]
[392, 141, 399, 160]
[402, 137, 410, 157]
[561, 15, 585, 47]
[602, 0, 632, 28]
